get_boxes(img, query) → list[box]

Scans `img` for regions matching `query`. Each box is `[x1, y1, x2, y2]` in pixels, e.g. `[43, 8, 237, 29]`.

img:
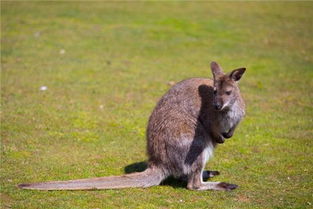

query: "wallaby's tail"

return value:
[18, 167, 165, 190]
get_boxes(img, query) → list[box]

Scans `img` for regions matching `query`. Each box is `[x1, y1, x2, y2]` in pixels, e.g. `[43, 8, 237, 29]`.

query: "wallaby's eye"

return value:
[213, 88, 217, 95]
[226, 90, 232, 95]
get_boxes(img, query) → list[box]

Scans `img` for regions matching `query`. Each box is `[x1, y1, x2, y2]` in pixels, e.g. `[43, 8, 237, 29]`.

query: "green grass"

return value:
[1, 2, 313, 209]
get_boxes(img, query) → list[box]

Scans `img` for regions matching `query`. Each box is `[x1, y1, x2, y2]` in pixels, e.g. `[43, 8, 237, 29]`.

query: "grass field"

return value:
[1, 2, 313, 209]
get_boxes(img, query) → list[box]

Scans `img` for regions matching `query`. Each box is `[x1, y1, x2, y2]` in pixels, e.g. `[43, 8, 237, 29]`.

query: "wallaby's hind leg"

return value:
[187, 169, 237, 191]
[186, 150, 237, 191]
[202, 170, 220, 181]
[180, 170, 220, 182]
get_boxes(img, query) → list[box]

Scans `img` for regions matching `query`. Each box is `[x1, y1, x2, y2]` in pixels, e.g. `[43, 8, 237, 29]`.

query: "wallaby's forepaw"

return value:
[222, 132, 233, 139]
[209, 130, 225, 144]
[216, 182, 238, 191]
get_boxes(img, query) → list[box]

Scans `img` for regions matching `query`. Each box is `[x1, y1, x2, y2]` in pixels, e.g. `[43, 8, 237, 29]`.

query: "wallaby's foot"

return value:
[216, 182, 238, 191]
[187, 181, 238, 191]
[202, 170, 220, 181]
[187, 168, 236, 191]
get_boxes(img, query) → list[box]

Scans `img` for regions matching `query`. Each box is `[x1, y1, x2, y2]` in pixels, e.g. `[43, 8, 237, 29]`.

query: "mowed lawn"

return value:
[1, 2, 313, 209]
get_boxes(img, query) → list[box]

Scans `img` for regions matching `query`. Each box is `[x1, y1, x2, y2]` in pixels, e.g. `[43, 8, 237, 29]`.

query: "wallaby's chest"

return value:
[217, 104, 244, 133]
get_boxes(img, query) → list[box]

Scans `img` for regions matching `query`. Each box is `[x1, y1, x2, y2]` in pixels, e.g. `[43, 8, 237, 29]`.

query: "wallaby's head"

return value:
[210, 61, 246, 111]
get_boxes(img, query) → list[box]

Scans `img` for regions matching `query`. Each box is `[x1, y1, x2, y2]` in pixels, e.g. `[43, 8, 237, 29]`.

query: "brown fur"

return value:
[18, 61, 246, 191]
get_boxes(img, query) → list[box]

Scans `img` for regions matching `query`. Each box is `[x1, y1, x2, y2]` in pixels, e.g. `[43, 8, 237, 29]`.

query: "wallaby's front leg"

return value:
[209, 130, 225, 143]
[208, 123, 225, 143]
[222, 125, 238, 139]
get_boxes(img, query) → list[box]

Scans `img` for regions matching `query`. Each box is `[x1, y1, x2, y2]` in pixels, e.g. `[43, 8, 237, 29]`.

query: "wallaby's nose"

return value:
[214, 103, 223, 111]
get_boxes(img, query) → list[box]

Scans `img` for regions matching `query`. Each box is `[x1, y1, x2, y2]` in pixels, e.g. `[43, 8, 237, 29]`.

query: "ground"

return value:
[1, 2, 313, 209]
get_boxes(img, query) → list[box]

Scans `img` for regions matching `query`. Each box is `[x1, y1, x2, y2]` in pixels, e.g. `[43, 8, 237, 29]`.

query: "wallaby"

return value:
[18, 61, 246, 191]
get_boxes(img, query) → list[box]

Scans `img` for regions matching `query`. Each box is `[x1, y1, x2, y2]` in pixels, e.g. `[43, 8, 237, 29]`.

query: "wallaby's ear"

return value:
[210, 61, 224, 80]
[229, 68, 246, 82]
